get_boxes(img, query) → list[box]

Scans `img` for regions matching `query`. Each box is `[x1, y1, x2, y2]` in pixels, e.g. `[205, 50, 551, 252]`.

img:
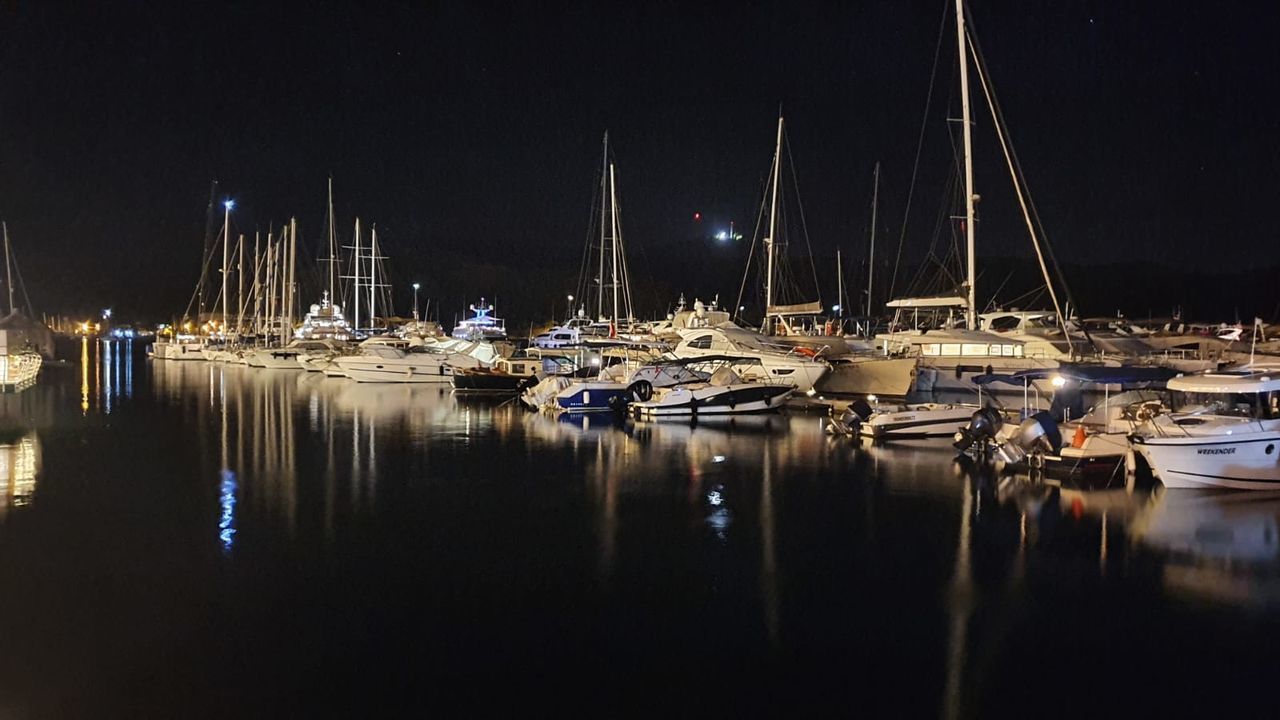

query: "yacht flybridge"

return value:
[452, 300, 507, 341]
[1130, 366, 1280, 490]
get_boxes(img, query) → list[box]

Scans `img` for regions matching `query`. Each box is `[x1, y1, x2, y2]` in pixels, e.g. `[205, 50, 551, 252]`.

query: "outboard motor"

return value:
[827, 398, 874, 436]
[953, 406, 1004, 451]
[1013, 411, 1063, 455]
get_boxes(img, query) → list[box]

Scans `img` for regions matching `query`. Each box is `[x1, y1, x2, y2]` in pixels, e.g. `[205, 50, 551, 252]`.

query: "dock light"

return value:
[102, 308, 112, 319]
[1051, 375, 1067, 388]
[567, 294, 574, 303]
[832, 304, 841, 313]
[716, 231, 728, 241]
[224, 199, 235, 210]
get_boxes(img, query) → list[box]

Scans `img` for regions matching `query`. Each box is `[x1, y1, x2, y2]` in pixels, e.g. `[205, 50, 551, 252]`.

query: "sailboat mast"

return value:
[597, 132, 608, 321]
[353, 218, 362, 331]
[2, 222, 13, 315]
[236, 234, 245, 336]
[252, 232, 261, 338]
[765, 115, 784, 320]
[369, 226, 378, 328]
[286, 218, 297, 344]
[867, 161, 880, 318]
[956, 0, 977, 330]
[609, 163, 619, 327]
[222, 201, 232, 331]
[836, 248, 843, 321]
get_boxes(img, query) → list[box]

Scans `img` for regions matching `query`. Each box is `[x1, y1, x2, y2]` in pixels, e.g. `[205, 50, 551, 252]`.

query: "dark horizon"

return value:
[3, 1, 1277, 324]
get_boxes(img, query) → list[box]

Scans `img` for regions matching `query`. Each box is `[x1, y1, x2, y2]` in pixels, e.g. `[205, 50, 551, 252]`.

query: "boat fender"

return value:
[1072, 424, 1087, 448]
[627, 379, 654, 402]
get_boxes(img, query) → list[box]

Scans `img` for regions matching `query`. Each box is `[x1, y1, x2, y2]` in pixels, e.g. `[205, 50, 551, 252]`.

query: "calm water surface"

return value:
[0, 338, 1277, 715]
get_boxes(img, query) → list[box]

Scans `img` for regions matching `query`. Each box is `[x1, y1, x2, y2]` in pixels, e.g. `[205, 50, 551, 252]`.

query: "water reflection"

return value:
[0, 430, 39, 520]
[138, 360, 1280, 711]
[1131, 490, 1280, 606]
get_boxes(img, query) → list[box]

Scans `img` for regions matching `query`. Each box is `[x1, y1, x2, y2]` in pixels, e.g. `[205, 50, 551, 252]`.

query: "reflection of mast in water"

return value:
[942, 471, 975, 720]
[80, 338, 89, 415]
[0, 431, 39, 521]
[589, 434, 619, 582]
[760, 438, 779, 646]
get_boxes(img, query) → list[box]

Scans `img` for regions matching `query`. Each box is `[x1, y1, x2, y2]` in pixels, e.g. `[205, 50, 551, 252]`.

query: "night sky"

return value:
[2, 1, 1277, 323]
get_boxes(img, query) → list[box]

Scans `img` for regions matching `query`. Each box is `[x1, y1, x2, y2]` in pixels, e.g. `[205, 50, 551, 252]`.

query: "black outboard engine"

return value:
[953, 406, 1004, 451]
[828, 398, 874, 436]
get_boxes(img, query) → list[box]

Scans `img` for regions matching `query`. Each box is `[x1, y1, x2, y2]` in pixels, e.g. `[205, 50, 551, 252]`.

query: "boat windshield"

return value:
[1173, 391, 1280, 419]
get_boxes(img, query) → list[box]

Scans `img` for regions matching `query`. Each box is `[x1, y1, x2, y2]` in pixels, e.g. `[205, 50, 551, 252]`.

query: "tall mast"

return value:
[867, 161, 880, 318]
[597, 132, 608, 321]
[353, 218, 362, 331]
[222, 200, 232, 331]
[765, 114, 784, 321]
[955, 0, 977, 330]
[252, 232, 261, 337]
[836, 248, 843, 320]
[286, 217, 297, 344]
[235, 234, 245, 336]
[2, 222, 13, 315]
[264, 232, 275, 343]
[608, 163, 619, 326]
[369, 226, 378, 328]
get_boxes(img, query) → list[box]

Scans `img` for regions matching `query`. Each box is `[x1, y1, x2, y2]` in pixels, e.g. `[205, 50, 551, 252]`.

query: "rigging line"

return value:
[8, 246, 33, 319]
[783, 125, 821, 303]
[965, 18, 1092, 355]
[733, 172, 771, 323]
[888, 0, 952, 305]
[967, 21, 1094, 352]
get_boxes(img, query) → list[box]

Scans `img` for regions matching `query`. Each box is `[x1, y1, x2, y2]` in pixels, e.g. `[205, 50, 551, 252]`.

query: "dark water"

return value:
[0, 338, 1278, 715]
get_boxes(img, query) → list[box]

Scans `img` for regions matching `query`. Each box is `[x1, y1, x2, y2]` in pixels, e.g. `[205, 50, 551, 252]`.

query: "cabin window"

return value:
[512, 364, 524, 374]
[961, 343, 989, 356]
[921, 343, 940, 356]
[583, 391, 590, 404]
[689, 335, 713, 350]
[553, 333, 572, 341]
[987, 316, 1021, 332]
[940, 343, 962, 356]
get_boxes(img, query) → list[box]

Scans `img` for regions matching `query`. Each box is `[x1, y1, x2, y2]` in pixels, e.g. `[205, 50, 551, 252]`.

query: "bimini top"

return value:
[886, 295, 967, 309]
[1167, 368, 1280, 394]
[974, 364, 1177, 387]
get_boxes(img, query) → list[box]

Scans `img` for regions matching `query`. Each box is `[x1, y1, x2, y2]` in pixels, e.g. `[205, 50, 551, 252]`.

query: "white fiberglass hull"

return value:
[150, 342, 205, 361]
[632, 384, 791, 417]
[861, 403, 977, 439]
[336, 356, 454, 383]
[1132, 431, 1280, 490]
[244, 349, 305, 369]
[817, 356, 917, 398]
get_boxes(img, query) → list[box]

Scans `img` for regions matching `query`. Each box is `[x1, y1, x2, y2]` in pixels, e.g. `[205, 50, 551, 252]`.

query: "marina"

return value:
[0, 340, 1278, 714]
[5, 0, 1280, 713]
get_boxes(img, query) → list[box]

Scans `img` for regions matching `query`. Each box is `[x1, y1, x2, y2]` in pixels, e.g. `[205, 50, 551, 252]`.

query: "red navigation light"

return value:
[693, 212, 702, 222]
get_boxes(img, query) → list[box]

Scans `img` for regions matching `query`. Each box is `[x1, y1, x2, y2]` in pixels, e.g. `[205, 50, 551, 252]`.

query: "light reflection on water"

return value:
[3, 352, 1248, 712]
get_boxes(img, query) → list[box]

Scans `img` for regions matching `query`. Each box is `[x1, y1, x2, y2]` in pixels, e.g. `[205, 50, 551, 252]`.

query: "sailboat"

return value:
[0, 224, 44, 389]
[875, 0, 1084, 395]
[726, 115, 916, 398]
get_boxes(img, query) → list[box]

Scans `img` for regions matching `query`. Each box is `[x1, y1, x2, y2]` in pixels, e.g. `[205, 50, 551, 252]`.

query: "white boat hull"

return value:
[335, 356, 454, 383]
[1132, 432, 1280, 490]
[632, 384, 791, 417]
[861, 403, 977, 438]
